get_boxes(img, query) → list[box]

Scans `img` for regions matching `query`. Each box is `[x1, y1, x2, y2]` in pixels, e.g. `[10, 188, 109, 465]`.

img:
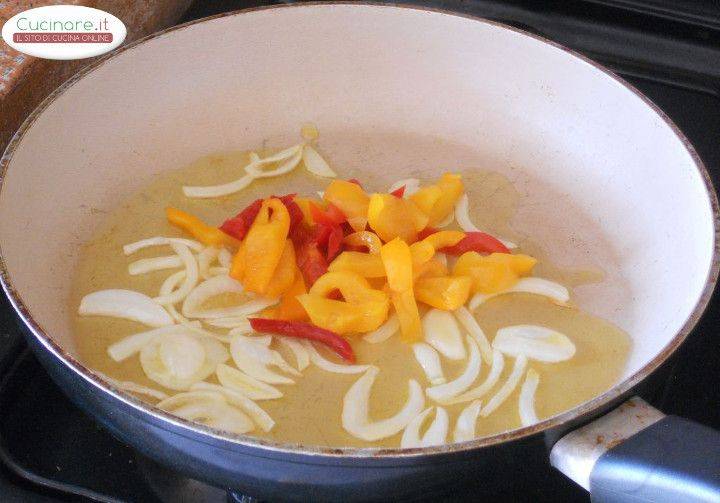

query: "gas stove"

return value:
[1, 1, 719, 501]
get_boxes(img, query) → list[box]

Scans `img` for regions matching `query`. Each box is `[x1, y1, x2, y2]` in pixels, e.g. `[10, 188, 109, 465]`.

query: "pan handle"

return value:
[550, 397, 720, 502]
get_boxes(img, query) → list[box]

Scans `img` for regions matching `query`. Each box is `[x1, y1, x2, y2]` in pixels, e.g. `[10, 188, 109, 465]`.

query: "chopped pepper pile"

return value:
[166, 172, 536, 356]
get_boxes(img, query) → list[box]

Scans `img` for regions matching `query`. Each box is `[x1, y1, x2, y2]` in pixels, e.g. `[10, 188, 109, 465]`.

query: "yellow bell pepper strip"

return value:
[427, 173, 464, 226]
[415, 275, 472, 310]
[328, 251, 386, 278]
[323, 179, 370, 232]
[230, 240, 246, 281]
[381, 239, 413, 292]
[241, 198, 291, 295]
[381, 239, 422, 341]
[297, 294, 389, 334]
[409, 185, 442, 216]
[293, 197, 315, 226]
[262, 267, 308, 321]
[422, 230, 465, 250]
[453, 252, 536, 294]
[409, 240, 435, 267]
[166, 207, 239, 248]
[368, 194, 425, 243]
[413, 257, 449, 281]
[309, 271, 387, 304]
[263, 240, 297, 298]
[391, 289, 422, 342]
[343, 231, 382, 254]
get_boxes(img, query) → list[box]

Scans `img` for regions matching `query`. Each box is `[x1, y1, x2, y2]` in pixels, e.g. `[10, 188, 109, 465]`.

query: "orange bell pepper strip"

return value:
[230, 240, 246, 280]
[343, 231, 382, 254]
[367, 194, 427, 243]
[293, 197, 315, 226]
[323, 180, 370, 232]
[415, 275, 472, 310]
[263, 240, 297, 298]
[263, 267, 308, 321]
[166, 207, 239, 248]
[328, 251, 386, 278]
[240, 198, 291, 295]
[409, 240, 435, 268]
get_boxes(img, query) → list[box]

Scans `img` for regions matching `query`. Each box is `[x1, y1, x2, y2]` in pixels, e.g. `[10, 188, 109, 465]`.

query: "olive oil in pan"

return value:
[70, 150, 631, 448]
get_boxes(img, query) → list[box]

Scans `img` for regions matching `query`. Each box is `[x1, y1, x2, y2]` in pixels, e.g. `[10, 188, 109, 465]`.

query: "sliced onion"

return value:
[79, 289, 174, 327]
[153, 243, 198, 305]
[207, 266, 230, 277]
[181, 322, 232, 344]
[400, 407, 449, 448]
[191, 382, 274, 432]
[107, 325, 186, 361]
[493, 325, 575, 363]
[218, 248, 233, 268]
[128, 255, 183, 275]
[158, 391, 254, 434]
[434, 252, 448, 268]
[302, 144, 336, 177]
[363, 314, 399, 343]
[422, 309, 465, 360]
[519, 368, 540, 426]
[205, 317, 254, 330]
[302, 341, 371, 374]
[159, 332, 206, 379]
[140, 335, 229, 391]
[453, 400, 482, 442]
[123, 236, 203, 255]
[401, 407, 432, 447]
[481, 355, 528, 417]
[455, 194, 516, 249]
[442, 349, 504, 405]
[342, 367, 424, 441]
[228, 330, 271, 346]
[216, 363, 282, 400]
[469, 277, 570, 309]
[246, 145, 303, 179]
[454, 306, 492, 364]
[183, 173, 255, 199]
[159, 270, 189, 323]
[230, 335, 297, 384]
[388, 178, 420, 197]
[426, 336, 481, 403]
[182, 275, 277, 319]
[197, 247, 220, 279]
[276, 337, 310, 371]
[412, 343, 445, 385]
[94, 370, 169, 400]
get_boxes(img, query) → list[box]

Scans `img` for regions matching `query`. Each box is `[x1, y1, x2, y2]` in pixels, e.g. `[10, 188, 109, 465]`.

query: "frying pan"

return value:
[1, 4, 719, 501]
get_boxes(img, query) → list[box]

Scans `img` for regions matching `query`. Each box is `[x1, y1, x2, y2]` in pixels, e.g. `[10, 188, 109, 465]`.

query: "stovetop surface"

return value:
[1, 1, 719, 501]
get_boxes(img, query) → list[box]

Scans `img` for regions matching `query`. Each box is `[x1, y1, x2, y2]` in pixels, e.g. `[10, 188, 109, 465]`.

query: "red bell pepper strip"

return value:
[222, 194, 302, 241]
[417, 226, 439, 241]
[439, 231, 509, 255]
[326, 225, 344, 261]
[309, 201, 346, 226]
[249, 318, 356, 363]
[293, 231, 329, 286]
[219, 198, 263, 241]
[390, 185, 405, 198]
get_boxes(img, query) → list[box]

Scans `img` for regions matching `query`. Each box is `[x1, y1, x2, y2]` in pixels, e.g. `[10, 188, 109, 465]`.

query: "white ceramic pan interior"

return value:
[0, 4, 716, 442]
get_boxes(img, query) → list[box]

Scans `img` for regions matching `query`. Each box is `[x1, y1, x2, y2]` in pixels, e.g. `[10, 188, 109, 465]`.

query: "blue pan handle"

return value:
[550, 397, 720, 502]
